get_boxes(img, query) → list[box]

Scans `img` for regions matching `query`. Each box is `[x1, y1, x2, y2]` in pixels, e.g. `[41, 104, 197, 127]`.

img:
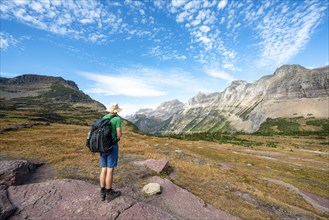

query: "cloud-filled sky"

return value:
[1, 0, 328, 115]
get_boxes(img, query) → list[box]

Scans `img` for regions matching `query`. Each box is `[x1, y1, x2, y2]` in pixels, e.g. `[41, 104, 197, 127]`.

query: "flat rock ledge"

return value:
[1, 160, 240, 220]
[146, 176, 240, 220]
[7, 179, 179, 220]
[6, 178, 239, 220]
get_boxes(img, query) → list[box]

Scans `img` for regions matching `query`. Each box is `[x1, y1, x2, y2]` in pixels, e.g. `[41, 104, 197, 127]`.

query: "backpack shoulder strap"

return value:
[107, 114, 117, 122]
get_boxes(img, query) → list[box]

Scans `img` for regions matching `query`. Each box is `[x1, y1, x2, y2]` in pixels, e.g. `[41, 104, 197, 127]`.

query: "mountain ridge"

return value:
[0, 74, 106, 125]
[128, 64, 329, 134]
[0, 74, 78, 90]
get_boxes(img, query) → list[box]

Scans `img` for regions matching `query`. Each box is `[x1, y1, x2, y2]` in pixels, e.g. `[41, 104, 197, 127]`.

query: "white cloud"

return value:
[82, 72, 166, 97]
[147, 45, 187, 61]
[0, 72, 20, 77]
[199, 36, 211, 44]
[159, 0, 240, 76]
[119, 102, 159, 116]
[0, 32, 18, 50]
[81, 66, 213, 100]
[200, 25, 210, 32]
[217, 0, 228, 10]
[226, 0, 327, 69]
[0, 0, 154, 43]
[172, 0, 187, 8]
[205, 69, 236, 82]
[254, 0, 327, 67]
[176, 11, 189, 22]
[30, 2, 43, 12]
[222, 63, 241, 71]
[1, 0, 327, 72]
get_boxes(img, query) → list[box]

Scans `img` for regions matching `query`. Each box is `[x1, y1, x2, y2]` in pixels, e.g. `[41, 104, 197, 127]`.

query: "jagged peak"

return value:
[156, 100, 184, 113]
[194, 91, 206, 98]
[273, 64, 307, 78]
[229, 80, 248, 87]
[158, 99, 183, 107]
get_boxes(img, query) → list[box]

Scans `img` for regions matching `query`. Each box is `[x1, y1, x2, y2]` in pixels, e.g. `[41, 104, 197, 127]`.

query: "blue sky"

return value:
[1, 0, 328, 116]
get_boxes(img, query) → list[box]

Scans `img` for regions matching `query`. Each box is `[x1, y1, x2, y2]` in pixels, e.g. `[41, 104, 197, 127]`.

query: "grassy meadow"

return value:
[0, 114, 328, 220]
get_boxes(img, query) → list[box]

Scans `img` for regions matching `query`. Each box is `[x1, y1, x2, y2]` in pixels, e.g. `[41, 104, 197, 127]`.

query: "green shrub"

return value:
[306, 119, 329, 130]
[266, 142, 277, 148]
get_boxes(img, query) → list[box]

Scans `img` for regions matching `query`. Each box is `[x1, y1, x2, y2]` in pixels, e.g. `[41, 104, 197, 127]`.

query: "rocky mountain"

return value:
[128, 65, 329, 134]
[128, 99, 184, 133]
[0, 74, 106, 124]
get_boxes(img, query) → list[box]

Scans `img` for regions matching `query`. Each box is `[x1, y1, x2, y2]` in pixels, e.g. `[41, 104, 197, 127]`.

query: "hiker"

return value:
[99, 103, 123, 202]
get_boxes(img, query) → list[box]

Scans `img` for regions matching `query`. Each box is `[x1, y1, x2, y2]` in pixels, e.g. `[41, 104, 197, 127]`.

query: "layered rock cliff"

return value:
[129, 65, 329, 133]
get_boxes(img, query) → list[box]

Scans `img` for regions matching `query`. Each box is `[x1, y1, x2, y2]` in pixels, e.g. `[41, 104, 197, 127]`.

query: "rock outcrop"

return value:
[0, 160, 40, 220]
[0, 189, 16, 220]
[128, 64, 329, 133]
[0, 122, 50, 134]
[0, 160, 38, 187]
[1, 160, 239, 219]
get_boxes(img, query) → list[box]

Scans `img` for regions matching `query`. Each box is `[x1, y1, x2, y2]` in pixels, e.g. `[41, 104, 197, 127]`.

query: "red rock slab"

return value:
[117, 202, 179, 220]
[7, 179, 135, 220]
[142, 159, 169, 173]
[220, 163, 232, 170]
[147, 176, 240, 220]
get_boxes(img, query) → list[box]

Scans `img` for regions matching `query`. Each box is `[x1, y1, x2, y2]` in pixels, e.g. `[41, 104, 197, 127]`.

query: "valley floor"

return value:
[0, 121, 328, 220]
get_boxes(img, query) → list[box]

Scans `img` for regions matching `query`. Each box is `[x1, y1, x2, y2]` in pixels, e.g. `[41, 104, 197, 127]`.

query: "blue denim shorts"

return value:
[100, 143, 119, 168]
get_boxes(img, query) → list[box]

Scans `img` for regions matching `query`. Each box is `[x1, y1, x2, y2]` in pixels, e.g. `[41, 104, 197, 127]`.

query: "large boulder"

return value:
[0, 160, 38, 187]
[142, 183, 161, 196]
[140, 159, 169, 173]
[147, 176, 240, 220]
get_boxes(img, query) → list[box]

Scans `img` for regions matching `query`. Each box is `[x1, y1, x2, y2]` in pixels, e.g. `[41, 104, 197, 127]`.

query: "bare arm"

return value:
[116, 127, 122, 140]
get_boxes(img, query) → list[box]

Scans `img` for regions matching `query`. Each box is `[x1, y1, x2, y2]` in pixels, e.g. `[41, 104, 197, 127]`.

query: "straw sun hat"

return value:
[106, 103, 122, 114]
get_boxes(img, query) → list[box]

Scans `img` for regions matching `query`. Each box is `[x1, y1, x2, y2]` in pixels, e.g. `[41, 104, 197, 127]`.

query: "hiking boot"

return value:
[100, 191, 106, 201]
[106, 189, 121, 202]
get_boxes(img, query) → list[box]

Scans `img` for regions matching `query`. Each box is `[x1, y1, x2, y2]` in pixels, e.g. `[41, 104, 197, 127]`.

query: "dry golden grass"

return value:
[1, 121, 328, 220]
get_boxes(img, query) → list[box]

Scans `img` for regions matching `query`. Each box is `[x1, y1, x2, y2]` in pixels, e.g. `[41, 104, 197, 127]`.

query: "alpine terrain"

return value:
[0, 74, 106, 125]
[1, 71, 328, 220]
[128, 64, 329, 134]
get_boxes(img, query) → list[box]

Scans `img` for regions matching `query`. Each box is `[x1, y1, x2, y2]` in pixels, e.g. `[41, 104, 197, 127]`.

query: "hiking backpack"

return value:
[86, 115, 118, 153]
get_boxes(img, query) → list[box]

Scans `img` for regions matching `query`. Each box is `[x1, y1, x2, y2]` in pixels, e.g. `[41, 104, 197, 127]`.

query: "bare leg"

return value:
[105, 168, 114, 189]
[100, 168, 107, 188]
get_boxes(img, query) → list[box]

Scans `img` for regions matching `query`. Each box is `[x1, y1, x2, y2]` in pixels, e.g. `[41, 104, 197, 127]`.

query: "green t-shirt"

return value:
[103, 114, 123, 139]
